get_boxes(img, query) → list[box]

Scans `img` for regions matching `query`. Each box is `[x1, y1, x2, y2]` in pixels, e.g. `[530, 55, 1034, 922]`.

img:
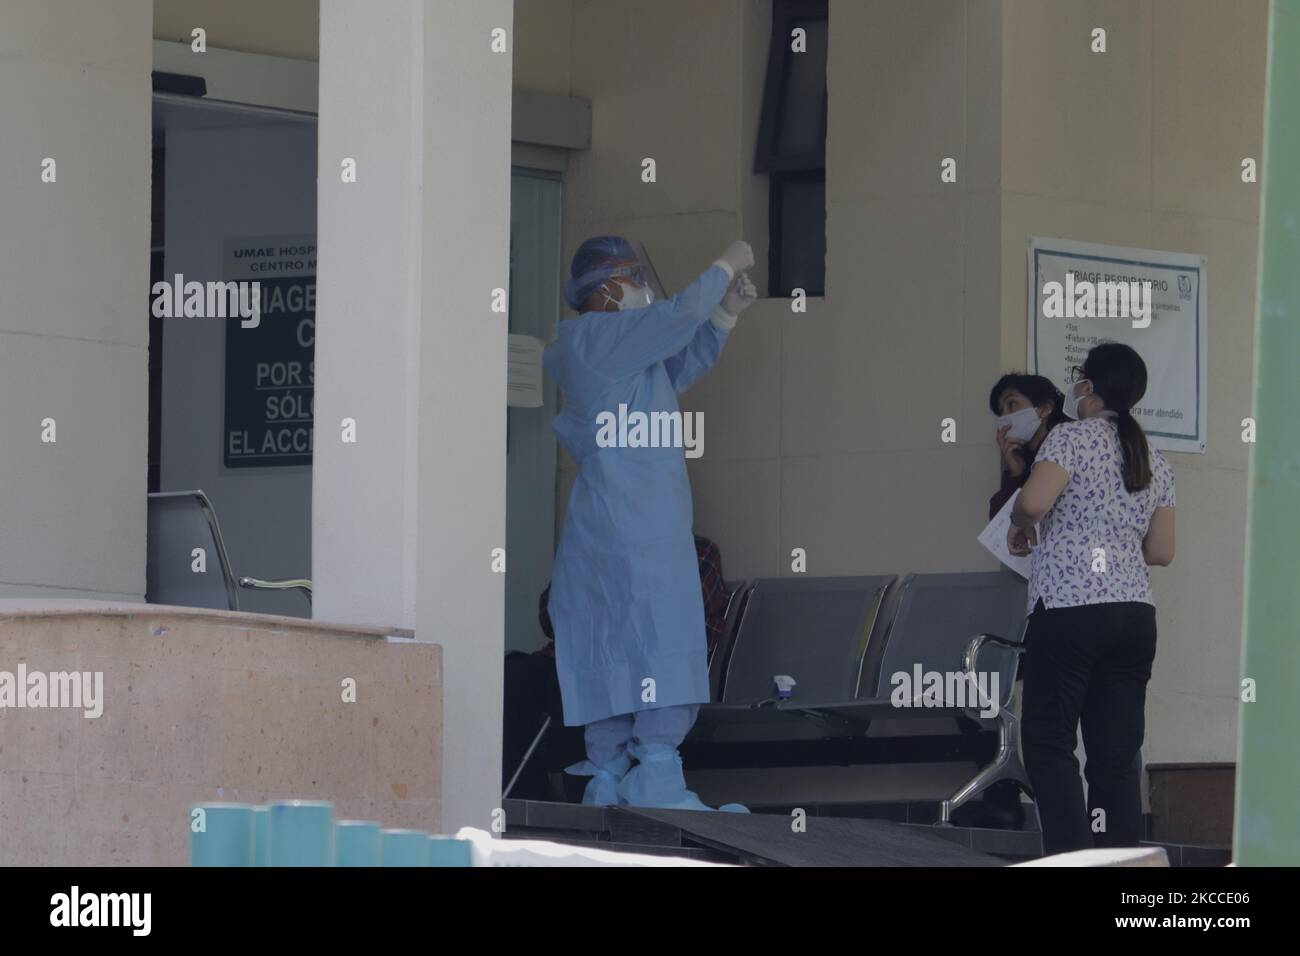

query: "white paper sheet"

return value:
[507, 333, 544, 408]
[978, 489, 1034, 579]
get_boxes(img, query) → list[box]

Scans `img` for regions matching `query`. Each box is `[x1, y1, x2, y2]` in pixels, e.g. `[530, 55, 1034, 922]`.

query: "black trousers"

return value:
[1021, 600, 1157, 855]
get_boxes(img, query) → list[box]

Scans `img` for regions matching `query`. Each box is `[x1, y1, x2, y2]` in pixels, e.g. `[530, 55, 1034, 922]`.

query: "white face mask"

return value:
[995, 405, 1043, 443]
[601, 282, 654, 311]
[1063, 380, 1089, 420]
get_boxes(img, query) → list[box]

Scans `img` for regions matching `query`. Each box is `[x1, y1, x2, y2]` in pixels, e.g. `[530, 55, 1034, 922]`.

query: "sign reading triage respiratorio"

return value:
[1027, 236, 1207, 454]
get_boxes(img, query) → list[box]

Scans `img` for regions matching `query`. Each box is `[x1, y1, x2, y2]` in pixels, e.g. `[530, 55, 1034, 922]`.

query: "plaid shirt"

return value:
[538, 534, 730, 657]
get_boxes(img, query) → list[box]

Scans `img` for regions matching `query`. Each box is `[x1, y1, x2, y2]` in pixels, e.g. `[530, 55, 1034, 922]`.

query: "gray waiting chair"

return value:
[707, 580, 751, 702]
[146, 490, 313, 611]
[691, 571, 1030, 822]
[845, 572, 1031, 822]
[146, 490, 241, 610]
[716, 574, 896, 706]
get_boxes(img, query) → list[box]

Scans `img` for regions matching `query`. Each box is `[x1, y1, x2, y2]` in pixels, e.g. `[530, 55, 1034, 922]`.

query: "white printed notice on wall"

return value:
[1027, 236, 1208, 454]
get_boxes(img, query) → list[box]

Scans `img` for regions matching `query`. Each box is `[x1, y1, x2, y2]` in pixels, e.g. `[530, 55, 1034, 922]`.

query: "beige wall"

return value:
[998, 0, 1266, 764]
[783, 0, 1005, 582]
[559, 0, 765, 549]
[515, 0, 573, 95]
[559, 1, 1004, 576]
[154, 0, 320, 60]
[557, 0, 1265, 767]
[155, 0, 577, 92]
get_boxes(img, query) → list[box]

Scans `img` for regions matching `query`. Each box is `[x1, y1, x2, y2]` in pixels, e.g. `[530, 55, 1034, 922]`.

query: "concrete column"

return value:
[315, 1, 425, 629]
[316, 0, 512, 832]
[0, 0, 151, 601]
[1235, 0, 1300, 867]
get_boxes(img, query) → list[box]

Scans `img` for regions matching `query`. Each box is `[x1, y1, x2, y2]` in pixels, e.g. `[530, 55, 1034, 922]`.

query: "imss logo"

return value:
[50, 887, 151, 936]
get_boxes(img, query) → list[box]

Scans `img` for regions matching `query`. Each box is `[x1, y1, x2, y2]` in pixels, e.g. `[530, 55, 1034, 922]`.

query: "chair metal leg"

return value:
[938, 712, 1032, 825]
[503, 714, 551, 800]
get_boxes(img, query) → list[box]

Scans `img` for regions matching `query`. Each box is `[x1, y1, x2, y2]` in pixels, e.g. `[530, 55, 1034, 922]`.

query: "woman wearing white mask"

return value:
[1007, 343, 1176, 856]
[988, 374, 1070, 519]
[970, 373, 1069, 829]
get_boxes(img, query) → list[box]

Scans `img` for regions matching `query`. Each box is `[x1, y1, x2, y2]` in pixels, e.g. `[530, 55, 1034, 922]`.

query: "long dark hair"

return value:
[1082, 343, 1152, 493]
[988, 373, 1069, 430]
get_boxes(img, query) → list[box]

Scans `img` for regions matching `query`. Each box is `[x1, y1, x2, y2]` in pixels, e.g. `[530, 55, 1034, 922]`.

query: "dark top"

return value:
[989, 443, 1038, 520]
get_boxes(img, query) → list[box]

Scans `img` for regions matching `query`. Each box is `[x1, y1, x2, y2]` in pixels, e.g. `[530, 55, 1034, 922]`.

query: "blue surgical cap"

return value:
[564, 235, 644, 310]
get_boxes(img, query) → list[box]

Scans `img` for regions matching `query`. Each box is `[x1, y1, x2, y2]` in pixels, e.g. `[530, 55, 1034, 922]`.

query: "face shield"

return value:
[627, 240, 667, 302]
[564, 237, 667, 312]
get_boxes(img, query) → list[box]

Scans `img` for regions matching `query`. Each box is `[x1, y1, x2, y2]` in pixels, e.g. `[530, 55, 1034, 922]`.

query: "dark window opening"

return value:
[756, 0, 828, 297]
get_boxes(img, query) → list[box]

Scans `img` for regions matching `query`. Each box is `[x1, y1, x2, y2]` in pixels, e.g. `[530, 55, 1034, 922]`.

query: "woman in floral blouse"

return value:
[1007, 343, 1176, 855]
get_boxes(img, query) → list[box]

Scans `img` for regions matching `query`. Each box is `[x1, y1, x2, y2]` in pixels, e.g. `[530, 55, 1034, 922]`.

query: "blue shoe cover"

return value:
[617, 745, 749, 813]
[565, 754, 631, 806]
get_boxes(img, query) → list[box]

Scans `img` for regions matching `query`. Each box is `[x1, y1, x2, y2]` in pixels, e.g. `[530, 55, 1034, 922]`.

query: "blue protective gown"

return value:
[544, 264, 732, 727]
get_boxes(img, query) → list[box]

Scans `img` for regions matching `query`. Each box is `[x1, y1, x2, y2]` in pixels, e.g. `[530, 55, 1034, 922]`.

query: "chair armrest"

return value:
[959, 633, 1026, 718]
[962, 633, 1025, 674]
[239, 577, 314, 602]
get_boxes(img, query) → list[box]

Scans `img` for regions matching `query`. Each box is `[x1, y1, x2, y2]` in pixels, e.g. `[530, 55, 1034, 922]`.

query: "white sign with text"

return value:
[1027, 236, 1208, 454]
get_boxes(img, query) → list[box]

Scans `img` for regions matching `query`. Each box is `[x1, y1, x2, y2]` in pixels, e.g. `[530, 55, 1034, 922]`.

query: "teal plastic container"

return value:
[268, 800, 335, 867]
[336, 821, 383, 867]
[380, 829, 431, 866]
[252, 806, 270, 866]
[427, 835, 472, 867]
[191, 803, 255, 867]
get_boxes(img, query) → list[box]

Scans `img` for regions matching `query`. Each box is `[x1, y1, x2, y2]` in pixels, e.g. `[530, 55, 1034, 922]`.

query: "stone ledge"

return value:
[0, 598, 416, 641]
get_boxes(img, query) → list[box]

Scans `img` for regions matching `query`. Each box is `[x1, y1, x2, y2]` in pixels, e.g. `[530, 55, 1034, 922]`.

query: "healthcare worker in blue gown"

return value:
[544, 236, 758, 812]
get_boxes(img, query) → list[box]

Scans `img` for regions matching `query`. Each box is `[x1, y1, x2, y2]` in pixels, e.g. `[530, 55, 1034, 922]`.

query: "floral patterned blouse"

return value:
[1028, 414, 1175, 611]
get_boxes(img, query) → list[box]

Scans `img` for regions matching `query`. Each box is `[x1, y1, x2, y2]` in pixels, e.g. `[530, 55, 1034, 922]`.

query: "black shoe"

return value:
[950, 783, 1027, 830]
